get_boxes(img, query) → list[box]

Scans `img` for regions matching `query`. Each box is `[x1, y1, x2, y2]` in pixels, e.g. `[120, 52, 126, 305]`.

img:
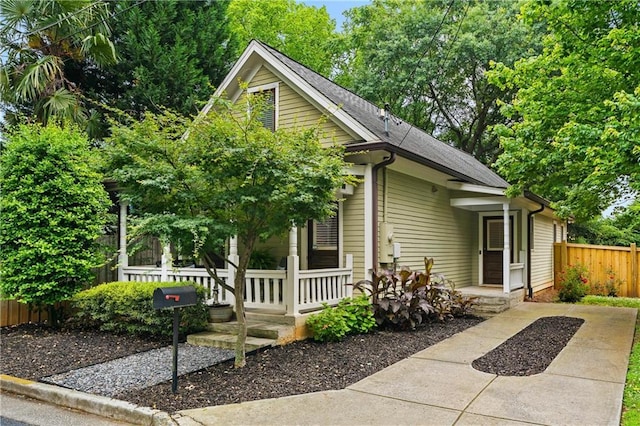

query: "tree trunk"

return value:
[233, 237, 256, 368]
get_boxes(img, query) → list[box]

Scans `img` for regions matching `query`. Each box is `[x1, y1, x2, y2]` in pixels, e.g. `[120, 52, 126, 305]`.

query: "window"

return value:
[313, 215, 338, 250]
[486, 219, 504, 251]
[248, 83, 278, 131]
[553, 223, 557, 243]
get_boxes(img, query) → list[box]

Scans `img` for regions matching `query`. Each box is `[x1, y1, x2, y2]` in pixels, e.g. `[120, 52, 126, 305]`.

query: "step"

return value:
[187, 331, 276, 351]
[206, 321, 296, 343]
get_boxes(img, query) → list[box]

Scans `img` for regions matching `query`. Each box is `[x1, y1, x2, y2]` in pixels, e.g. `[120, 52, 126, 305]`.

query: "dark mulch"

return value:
[1, 317, 483, 413]
[472, 316, 585, 376]
[0, 323, 170, 380]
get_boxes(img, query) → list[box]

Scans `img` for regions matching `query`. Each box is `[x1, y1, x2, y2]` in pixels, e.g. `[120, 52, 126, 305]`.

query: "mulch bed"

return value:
[1, 317, 483, 413]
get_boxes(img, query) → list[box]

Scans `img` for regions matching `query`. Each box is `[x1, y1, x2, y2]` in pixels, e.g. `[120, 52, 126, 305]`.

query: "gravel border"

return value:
[41, 344, 234, 397]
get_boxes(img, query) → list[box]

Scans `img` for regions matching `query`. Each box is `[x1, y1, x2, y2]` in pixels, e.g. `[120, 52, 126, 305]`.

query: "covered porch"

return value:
[449, 183, 529, 295]
[116, 201, 354, 317]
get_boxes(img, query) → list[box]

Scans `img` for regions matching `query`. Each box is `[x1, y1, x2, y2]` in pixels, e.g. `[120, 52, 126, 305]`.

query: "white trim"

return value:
[213, 41, 379, 142]
[446, 182, 507, 195]
[450, 196, 508, 207]
[338, 201, 344, 268]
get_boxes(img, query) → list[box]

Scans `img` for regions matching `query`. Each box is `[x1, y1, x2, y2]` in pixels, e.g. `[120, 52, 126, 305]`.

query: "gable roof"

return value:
[216, 40, 509, 189]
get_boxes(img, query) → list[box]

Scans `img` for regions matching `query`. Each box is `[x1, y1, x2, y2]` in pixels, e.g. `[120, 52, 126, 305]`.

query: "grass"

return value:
[578, 295, 640, 425]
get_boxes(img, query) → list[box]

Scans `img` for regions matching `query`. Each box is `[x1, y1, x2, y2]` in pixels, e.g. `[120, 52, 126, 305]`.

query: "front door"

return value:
[308, 214, 338, 269]
[483, 217, 513, 285]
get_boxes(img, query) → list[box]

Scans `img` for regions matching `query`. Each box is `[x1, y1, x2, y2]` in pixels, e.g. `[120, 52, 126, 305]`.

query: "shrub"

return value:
[589, 269, 623, 297]
[306, 295, 376, 342]
[0, 123, 111, 324]
[71, 281, 208, 336]
[557, 264, 589, 303]
[353, 257, 476, 330]
[337, 295, 377, 334]
[306, 304, 350, 342]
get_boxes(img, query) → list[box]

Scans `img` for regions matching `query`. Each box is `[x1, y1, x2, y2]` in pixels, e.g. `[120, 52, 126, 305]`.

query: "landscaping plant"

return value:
[72, 281, 208, 337]
[306, 295, 376, 342]
[0, 123, 111, 326]
[353, 257, 476, 330]
[557, 264, 589, 303]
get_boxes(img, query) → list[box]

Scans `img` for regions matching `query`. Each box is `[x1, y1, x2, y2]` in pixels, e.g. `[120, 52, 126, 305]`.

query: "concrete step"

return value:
[187, 331, 276, 351]
[206, 321, 296, 344]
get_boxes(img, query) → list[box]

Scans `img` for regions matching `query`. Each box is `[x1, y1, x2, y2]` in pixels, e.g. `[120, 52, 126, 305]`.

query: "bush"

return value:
[557, 264, 589, 303]
[0, 123, 111, 315]
[353, 257, 476, 330]
[71, 281, 208, 336]
[306, 295, 376, 342]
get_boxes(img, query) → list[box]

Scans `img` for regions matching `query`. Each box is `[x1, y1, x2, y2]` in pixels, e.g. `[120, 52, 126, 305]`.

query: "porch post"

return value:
[503, 203, 511, 293]
[345, 254, 353, 298]
[160, 243, 170, 282]
[227, 237, 239, 300]
[286, 226, 300, 315]
[289, 226, 298, 256]
[117, 200, 128, 281]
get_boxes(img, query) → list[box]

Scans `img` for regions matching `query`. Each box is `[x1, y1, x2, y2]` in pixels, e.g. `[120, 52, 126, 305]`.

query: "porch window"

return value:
[248, 83, 278, 131]
[486, 219, 504, 251]
[313, 215, 338, 250]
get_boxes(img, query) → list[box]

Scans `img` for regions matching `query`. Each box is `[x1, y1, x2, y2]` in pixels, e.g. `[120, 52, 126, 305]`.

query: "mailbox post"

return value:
[153, 286, 197, 394]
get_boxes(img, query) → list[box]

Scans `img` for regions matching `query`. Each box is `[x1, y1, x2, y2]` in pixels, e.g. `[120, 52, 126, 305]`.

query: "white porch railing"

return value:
[510, 263, 525, 290]
[121, 254, 353, 316]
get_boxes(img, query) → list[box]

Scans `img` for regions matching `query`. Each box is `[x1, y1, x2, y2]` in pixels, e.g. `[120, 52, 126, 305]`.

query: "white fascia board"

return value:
[212, 41, 378, 142]
[447, 181, 507, 196]
[450, 196, 508, 207]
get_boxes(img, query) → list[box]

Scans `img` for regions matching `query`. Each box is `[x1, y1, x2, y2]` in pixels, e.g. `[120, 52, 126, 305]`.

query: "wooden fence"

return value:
[554, 242, 639, 297]
[1, 301, 70, 327]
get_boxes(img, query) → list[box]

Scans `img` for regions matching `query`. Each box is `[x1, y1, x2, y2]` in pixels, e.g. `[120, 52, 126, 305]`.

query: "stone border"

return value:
[0, 374, 176, 426]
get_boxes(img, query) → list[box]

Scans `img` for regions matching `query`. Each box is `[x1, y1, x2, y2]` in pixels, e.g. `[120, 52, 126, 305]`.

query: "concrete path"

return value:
[175, 303, 637, 426]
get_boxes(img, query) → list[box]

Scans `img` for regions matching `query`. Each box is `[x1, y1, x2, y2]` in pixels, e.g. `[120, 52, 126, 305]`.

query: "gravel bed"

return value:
[472, 316, 585, 376]
[41, 344, 234, 397]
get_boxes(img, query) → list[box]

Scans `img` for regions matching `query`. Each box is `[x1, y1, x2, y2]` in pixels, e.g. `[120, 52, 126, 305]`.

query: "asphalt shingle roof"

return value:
[258, 41, 509, 189]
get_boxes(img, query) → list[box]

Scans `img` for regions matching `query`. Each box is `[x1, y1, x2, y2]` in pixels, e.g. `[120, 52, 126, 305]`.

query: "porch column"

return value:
[286, 226, 300, 315]
[227, 236, 239, 291]
[117, 200, 128, 281]
[503, 202, 511, 293]
[160, 243, 170, 282]
[289, 226, 298, 256]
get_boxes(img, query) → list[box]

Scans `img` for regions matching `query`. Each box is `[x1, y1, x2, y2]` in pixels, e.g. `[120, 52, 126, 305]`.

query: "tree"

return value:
[0, 122, 111, 324]
[86, 0, 237, 121]
[227, 0, 337, 76]
[334, 0, 542, 165]
[105, 94, 351, 367]
[488, 0, 640, 220]
[0, 0, 116, 130]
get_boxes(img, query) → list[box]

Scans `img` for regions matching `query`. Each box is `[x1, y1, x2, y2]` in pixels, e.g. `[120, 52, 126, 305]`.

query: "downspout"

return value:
[371, 152, 396, 276]
[527, 204, 545, 299]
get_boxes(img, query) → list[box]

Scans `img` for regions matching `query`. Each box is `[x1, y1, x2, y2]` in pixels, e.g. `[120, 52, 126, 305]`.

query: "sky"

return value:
[301, 0, 371, 30]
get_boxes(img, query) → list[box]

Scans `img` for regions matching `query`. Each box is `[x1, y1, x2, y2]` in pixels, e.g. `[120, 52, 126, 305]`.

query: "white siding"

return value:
[531, 214, 555, 291]
[382, 169, 476, 286]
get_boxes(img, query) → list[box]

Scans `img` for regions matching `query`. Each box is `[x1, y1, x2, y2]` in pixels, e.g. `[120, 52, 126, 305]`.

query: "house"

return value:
[120, 40, 566, 319]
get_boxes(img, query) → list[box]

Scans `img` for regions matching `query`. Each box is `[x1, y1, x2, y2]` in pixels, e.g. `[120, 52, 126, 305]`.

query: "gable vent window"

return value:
[248, 83, 278, 131]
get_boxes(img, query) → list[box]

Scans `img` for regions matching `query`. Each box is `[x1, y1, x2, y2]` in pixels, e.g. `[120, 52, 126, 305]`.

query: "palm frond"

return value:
[81, 33, 117, 65]
[14, 55, 62, 101]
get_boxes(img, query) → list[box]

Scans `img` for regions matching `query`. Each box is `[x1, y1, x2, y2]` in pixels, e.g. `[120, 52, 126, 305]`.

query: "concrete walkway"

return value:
[174, 303, 637, 426]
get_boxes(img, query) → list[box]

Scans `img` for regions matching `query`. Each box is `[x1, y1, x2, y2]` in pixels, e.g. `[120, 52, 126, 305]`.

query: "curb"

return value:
[0, 374, 177, 426]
